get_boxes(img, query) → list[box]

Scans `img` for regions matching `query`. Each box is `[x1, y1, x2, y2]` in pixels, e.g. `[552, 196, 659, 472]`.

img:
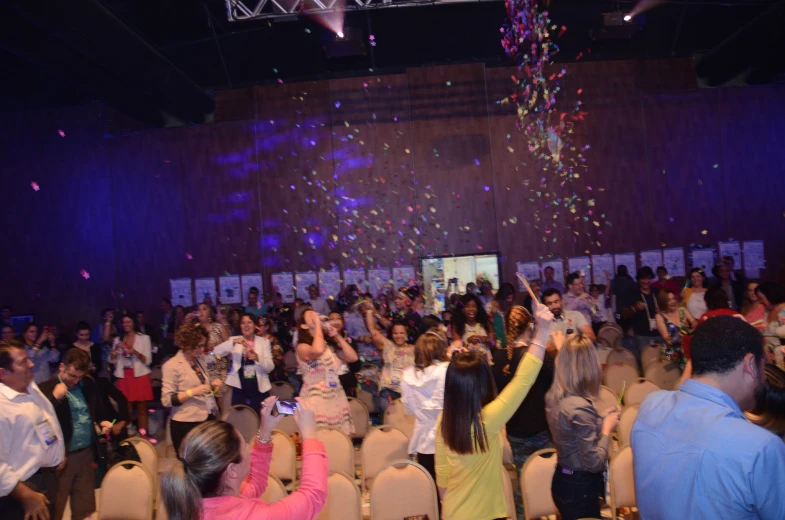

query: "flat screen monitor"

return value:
[419, 253, 501, 315]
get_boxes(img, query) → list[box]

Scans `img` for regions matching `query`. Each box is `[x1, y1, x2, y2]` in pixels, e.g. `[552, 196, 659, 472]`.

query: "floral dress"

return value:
[205, 323, 229, 399]
[297, 347, 354, 435]
[380, 339, 415, 393]
[660, 308, 689, 370]
[764, 307, 785, 370]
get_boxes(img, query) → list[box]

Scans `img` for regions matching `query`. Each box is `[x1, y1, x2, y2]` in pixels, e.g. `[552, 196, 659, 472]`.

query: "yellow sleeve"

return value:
[435, 421, 449, 488]
[483, 353, 543, 434]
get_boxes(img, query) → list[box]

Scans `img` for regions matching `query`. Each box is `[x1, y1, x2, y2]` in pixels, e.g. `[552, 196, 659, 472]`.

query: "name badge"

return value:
[649, 318, 657, 331]
[326, 368, 339, 388]
[243, 364, 256, 379]
[204, 394, 219, 416]
[35, 418, 58, 447]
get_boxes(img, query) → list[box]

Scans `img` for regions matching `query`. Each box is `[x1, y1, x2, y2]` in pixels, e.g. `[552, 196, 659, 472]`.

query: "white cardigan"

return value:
[213, 336, 275, 393]
[109, 334, 152, 378]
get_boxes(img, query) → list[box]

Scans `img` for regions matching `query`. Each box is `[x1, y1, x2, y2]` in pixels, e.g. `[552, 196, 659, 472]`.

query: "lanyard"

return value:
[641, 292, 658, 322]
[188, 358, 208, 385]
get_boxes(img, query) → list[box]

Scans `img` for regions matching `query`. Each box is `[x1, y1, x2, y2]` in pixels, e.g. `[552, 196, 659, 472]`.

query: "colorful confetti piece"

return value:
[31, 181, 40, 191]
[80, 269, 90, 280]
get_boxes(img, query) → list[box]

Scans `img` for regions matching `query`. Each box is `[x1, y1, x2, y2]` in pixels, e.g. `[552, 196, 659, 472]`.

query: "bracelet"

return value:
[530, 341, 547, 351]
[186, 389, 193, 397]
[256, 430, 272, 444]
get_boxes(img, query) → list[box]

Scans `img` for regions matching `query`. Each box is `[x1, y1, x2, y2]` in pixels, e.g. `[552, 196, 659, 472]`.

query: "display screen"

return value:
[419, 253, 501, 315]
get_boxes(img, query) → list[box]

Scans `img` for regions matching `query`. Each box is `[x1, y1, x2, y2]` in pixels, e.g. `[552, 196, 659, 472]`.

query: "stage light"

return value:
[623, 14, 632, 22]
[337, 31, 344, 38]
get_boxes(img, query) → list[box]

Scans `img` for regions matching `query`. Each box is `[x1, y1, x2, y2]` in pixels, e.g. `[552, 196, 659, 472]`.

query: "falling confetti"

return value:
[185, 253, 193, 260]
[31, 181, 40, 191]
[335, 101, 341, 108]
[57, 129, 65, 137]
[80, 269, 90, 280]
[474, 158, 481, 166]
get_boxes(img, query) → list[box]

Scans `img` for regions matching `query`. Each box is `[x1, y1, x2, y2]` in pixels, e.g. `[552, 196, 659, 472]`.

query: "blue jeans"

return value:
[621, 334, 657, 362]
[551, 465, 604, 520]
[378, 388, 400, 415]
[509, 431, 553, 520]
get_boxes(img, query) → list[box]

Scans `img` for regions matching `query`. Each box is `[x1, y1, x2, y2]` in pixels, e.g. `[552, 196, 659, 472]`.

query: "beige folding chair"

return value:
[383, 399, 415, 440]
[644, 358, 681, 390]
[99, 460, 153, 520]
[502, 466, 516, 520]
[270, 429, 297, 489]
[640, 344, 661, 370]
[223, 404, 260, 444]
[276, 414, 299, 436]
[357, 388, 377, 414]
[370, 460, 439, 520]
[316, 428, 356, 477]
[598, 385, 618, 414]
[598, 323, 624, 349]
[606, 348, 640, 375]
[609, 446, 636, 520]
[617, 405, 639, 448]
[120, 437, 159, 502]
[260, 474, 288, 503]
[270, 381, 296, 400]
[164, 416, 176, 458]
[315, 471, 363, 520]
[347, 397, 370, 440]
[604, 362, 639, 396]
[521, 448, 558, 520]
[360, 426, 410, 491]
[623, 379, 659, 407]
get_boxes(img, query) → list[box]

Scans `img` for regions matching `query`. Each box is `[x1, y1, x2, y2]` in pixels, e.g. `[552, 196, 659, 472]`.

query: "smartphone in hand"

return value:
[274, 400, 300, 416]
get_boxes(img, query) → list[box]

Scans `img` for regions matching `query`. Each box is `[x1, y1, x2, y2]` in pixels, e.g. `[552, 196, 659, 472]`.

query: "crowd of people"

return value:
[2, 254, 785, 520]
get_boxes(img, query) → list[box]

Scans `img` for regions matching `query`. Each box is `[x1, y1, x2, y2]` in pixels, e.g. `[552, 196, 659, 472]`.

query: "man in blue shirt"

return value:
[632, 316, 785, 520]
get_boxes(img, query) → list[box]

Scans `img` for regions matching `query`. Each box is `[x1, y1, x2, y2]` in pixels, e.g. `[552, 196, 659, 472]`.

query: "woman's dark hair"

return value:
[756, 282, 785, 306]
[688, 268, 707, 287]
[239, 313, 257, 326]
[691, 315, 763, 377]
[617, 265, 629, 277]
[493, 282, 517, 314]
[452, 294, 490, 338]
[422, 314, 442, 330]
[256, 315, 274, 330]
[75, 321, 91, 333]
[704, 287, 730, 311]
[21, 322, 39, 336]
[119, 314, 139, 342]
[441, 350, 497, 455]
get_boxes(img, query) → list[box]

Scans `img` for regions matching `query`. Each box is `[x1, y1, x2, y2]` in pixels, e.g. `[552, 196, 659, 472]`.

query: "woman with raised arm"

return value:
[364, 303, 415, 414]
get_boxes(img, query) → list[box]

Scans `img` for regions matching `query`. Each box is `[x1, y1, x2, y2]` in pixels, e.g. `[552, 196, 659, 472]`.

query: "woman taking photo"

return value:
[193, 303, 231, 411]
[108, 314, 154, 439]
[435, 301, 554, 520]
[742, 281, 767, 332]
[681, 268, 708, 320]
[451, 293, 495, 363]
[364, 306, 415, 413]
[213, 313, 275, 413]
[655, 288, 695, 369]
[400, 328, 449, 481]
[21, 322, 60, 384]
[162, 324, 222, 453]
[296, 310, 356, 435]
[160, 396, 328, 520]
[546, 334, 621, 520]
[325, 311, 361, 398]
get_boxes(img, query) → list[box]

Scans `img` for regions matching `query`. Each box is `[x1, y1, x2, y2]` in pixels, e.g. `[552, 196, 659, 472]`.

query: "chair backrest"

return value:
[284, 350, 298, 372]
[150, 365, 163, 387]
[260, 474, 288, 503]
[609, 446, 636, 520]
[502, 466, 516, 520]
[270, 381, 295, 400]
[315, 471, 363, 520]
[361, 426, 410, 491]
[521, 448, 558, 520]
[623, 379, 659, 407]
[120, 437, 159, 493]
[347, 397, 370, 439]
[618, 405, 639, 448]
[223, 404, 260, 443]
[598, 386, 618, 415]
[276, 414, 299, 436]
[370, 460, 439, 520]
[100, 460, 154, 520]
[604, 361, 640, 396]
[644, 358, 681, 390]
[606, 348, 640, 374]
[382, 399, 415, 440]
[164, 416, 176, 458]
[270, 429, 297, 482]
[640, 344, 661, 371]
[316, 428, 356, 476]
[357, 388, 377, 414]
[598, 323, 623, 349]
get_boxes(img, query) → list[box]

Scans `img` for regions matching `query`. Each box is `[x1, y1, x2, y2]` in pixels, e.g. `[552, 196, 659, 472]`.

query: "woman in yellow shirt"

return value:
[436, 301, 559, 520]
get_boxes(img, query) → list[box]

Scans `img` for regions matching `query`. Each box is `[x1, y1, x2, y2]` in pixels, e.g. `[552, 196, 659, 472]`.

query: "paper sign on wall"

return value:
[662, 248, 686, 277]
[295, 271, 318, 300]
[718, 241, 742, 269]
[343, 269, 367, 291]
[271, 272, 295, 301]
[567, 257, 592, 280]
[541, 259, 565, 283]
[318, 271, 341, 299]
[743, 240, 765, 270]
[516, 262, 541, 291]
[170, 278, 194, 307]
[613, 253, 636, 274]
[690, 249, 715, 272]
[218, 275, 241, 304]
[591, 255, 614, 285]
[368, 268, 392, 297]
[194, 278, 217, 305]
[392, 266, 416, 289]
[240, 274, 263, 305]
[640, 250, 663, 273]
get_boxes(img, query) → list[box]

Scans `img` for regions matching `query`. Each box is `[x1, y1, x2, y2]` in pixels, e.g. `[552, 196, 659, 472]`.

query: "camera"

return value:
[275, 400, 300, 416]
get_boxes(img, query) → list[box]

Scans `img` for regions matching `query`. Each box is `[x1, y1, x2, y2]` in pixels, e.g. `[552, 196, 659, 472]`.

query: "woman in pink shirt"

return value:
[160, 395, 328, 520]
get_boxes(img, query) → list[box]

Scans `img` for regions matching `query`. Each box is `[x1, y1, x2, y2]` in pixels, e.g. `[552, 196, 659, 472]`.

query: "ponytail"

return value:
[159, 458, 202, 520]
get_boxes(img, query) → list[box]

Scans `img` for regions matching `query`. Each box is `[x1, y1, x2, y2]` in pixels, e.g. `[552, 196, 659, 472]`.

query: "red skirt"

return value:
[116, 368, 153, 402]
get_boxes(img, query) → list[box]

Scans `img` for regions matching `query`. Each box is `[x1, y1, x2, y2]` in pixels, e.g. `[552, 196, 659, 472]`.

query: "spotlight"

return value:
[336, 31, 344, 38]
[623, 14, 632, 22]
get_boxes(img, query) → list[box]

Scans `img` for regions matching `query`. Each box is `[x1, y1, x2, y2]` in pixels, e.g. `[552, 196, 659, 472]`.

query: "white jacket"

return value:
[400, 361, 448, 455]
[109, 334, 152, 378]
[213, 336, 275, 393]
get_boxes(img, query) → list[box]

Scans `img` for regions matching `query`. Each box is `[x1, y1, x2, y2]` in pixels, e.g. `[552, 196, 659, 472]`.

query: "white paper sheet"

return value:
[295, 271, 318, 300]
[516, 262, 541, 291]
[639, 250, 664, 272]
[194, 278, 217, 305]
[690, 249, 715, 272]
[718, 241, 742, 269]
[368, 268, 392, 297]
[567, 256, 592, 280]
[392, 266, 416, 289]
[743, 240, 765, 269]
[240, 274, 263, 305]
[542, 259, 565, 283]
[271, 272, 295, 301]
[591, 255, 614, 285]
[343, 268, 368, 291]
[662, 248, 686, 277]
[170, 278, 194, 307]
[218, 275, 242, 304]
[318, 271, 341, 299]
[613, 253, 636, 274]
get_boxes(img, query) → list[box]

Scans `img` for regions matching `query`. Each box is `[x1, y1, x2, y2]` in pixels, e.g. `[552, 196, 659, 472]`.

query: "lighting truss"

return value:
[224, 0, 501, 22]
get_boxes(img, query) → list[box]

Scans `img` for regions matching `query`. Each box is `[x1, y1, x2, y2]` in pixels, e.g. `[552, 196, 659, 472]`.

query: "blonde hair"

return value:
[414, 328, 448, 371]
[159, 421, 243, 520]
[546, 334, 602, 402]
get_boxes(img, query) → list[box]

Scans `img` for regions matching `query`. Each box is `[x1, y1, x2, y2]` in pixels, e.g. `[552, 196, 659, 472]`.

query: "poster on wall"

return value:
[218, 275, 241, 304]
[240, 274, 263, 305]
[343, 268, 367, 291]
[516, 262, 541, 290]
[541, 259, 565, 284]
[613, 253, 636, 274]
[743, 240, 765, 269]
[295, 272, 318, 300]
[392, 266, 416, 289]
[718, 241, 742, 269]
[368, 268, 392, 297]
[690, 249, 715, 272]
[170, 278, 194, 307]
[567, 257, 592, 280]
[639, 250, 663, 273]
[194, 278, 217, 305]
[318, 270, 341, 299]
[662, 248, 686, 277]
[591, 255, 614, 285]
[271, 272, 295, 301]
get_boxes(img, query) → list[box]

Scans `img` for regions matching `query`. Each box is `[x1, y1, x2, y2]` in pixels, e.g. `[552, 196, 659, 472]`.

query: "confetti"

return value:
[57, 129, 65, 137]
[185, 253, 193, 260]
[446, 81, 452, 86]
[335, 101, 341, 108]
[484, 186, 490, 191]
[474, 158, 481, 166]
[701, 230, 708, 235]
[80, 269, 90, 280]
[31, 181, 40, 191]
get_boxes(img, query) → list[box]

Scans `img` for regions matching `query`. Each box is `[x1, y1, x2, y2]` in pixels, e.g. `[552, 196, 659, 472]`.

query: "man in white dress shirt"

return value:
[0, 340, 65, 520]
[306, 284, 331, 316]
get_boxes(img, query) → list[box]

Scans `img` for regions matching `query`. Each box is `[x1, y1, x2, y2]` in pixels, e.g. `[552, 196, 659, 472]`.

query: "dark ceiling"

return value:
[1, 0, 783, 120]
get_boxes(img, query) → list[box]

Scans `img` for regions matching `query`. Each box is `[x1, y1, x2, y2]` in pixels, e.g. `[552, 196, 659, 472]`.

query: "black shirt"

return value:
[620, 288, 659, 337]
